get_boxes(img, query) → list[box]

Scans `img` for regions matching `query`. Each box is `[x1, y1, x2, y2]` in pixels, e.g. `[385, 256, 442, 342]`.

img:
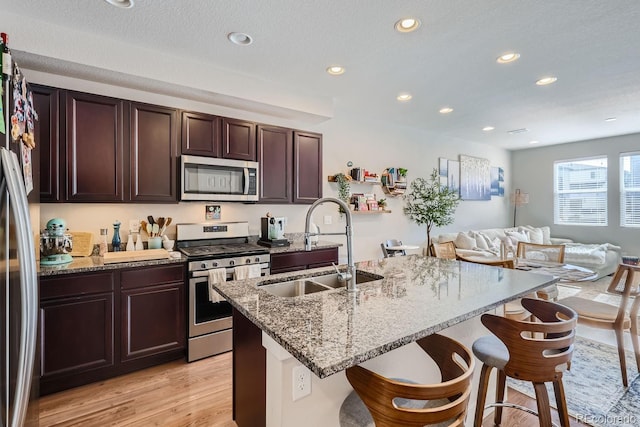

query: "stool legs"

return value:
[494, 370, 507, 425]
[614, 328, 629, 387]
[474, 364, 493, 426]
[553, 379, 570, 427]
[532, 383, 552, 427]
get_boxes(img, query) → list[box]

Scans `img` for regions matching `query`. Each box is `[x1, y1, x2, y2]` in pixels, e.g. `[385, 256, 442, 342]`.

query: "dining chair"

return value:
[430, 241, 457, 260]
[517, 242, 566, 301]
[473, 298, 578, 427]
[340, 333, 475, 427]
[380, 239, 406, 258]
[559, 263, 640, 387]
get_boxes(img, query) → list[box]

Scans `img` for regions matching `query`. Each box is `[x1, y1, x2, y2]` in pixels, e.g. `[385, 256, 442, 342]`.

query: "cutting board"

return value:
[69, 231, 94, 257]
[103, 249, 170, 264]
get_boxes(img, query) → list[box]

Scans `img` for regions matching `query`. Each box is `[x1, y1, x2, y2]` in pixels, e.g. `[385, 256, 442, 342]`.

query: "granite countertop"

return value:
[38, 241, 339, 277]
[211, 255, 558, 378]
[38, 252, 186, 277]
[268, 240, 342, 254]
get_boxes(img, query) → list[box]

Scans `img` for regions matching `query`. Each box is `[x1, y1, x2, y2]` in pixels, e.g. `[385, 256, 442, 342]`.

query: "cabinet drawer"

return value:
[270, 248, 338, 271]
[40, 272, 115, 300]
[121, 264, 185, 289]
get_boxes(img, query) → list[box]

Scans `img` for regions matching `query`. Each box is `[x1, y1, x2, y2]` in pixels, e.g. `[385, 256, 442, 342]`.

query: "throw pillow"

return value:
[470, 231, 489, 250]
[520, 226, 544, 244]
[506, 230, 529, 243]
[454, 232, 476, 250]
[539, 226, 552, 244]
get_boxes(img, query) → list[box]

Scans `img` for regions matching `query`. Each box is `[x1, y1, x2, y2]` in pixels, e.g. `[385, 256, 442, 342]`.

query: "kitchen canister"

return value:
[148, 237, 162, 249]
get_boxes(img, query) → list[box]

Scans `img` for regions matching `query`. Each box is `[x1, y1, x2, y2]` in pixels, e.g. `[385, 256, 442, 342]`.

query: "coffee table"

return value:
[515, 259, 597, 282]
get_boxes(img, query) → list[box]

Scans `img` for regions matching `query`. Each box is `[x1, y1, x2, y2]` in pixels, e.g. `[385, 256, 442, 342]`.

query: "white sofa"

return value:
[434, 225, 622, 279]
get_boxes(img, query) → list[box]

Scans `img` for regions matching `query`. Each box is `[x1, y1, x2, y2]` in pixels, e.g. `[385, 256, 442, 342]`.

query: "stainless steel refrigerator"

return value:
[1, 35, 39, 427]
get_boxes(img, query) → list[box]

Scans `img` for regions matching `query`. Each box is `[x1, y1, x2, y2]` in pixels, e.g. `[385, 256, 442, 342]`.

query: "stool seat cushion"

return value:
[472, 335, 509, 369]
[537, 284, 559, 300]
[339, 378, 453, 427]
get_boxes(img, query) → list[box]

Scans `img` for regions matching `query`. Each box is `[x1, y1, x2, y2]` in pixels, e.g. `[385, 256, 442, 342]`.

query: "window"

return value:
[554, 157, 607, 225]
[620, 152, 640, 227]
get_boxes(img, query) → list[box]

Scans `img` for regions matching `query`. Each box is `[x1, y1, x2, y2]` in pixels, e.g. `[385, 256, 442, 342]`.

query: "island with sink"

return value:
[212, 253, 558, 427]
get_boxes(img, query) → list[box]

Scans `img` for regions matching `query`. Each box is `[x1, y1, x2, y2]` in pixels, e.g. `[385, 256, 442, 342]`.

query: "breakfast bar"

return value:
[212, 255, 559, 427]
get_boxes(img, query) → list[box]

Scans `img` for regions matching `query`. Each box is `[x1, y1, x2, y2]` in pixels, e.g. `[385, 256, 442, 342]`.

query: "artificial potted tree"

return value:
[403, 168, 460, 254]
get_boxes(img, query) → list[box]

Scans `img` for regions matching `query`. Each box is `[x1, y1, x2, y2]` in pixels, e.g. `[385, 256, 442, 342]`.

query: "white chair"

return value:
[380, 239, 406, 258]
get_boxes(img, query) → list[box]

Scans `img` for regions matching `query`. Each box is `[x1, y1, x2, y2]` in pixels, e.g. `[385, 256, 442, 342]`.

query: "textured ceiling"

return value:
[2, 0, 640, 150]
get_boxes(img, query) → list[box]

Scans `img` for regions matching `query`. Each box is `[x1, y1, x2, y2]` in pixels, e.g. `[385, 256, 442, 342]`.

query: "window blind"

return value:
[620, 152, 640, 227]
[554, 157, 607, 226]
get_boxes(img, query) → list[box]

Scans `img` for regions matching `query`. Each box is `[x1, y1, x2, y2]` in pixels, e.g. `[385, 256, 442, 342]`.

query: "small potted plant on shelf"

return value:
[378, 198, 387, 211]
[397, 168, 408, 182]
[333, 173, 352, 213]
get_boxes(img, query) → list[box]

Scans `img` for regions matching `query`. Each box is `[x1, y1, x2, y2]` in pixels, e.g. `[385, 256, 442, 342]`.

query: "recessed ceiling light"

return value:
[529, 140, 539, 144]
[482, 126, 495, 131]
[439, 107, 453, 114]
[397, 93, 412, 102]
[395, 18, 421, 33]
[227, 32, 253, 46]
[496, 52, 520, 64]
[326, 66, 345, 76]
[536, 76, 557, 86]
[605, 117, 617, 122]
[104, 0, 134, 8]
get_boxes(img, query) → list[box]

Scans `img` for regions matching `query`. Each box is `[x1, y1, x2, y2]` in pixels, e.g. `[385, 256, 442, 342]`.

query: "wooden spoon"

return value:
[160, 217, 171, 237]
[157, 217, 165, 231]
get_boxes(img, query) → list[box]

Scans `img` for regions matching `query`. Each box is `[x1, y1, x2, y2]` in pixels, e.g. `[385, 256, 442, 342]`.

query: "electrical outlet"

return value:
[129, 219, 140, 232]
[323, 215, 332, 225]
[292, 364, 311, 401]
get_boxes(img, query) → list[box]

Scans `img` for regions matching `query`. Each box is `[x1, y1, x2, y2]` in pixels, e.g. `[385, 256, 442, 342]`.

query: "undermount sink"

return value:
[259, 270, 384, 297]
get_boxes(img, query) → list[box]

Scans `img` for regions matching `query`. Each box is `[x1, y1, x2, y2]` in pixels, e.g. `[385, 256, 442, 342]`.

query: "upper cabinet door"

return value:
[181, 111, 220, 157]
[32, 84, 60, 203]
[129, 102, 179, 202]
[293, 131, 323, 204]
[65, 91, 125, 202]
[222, 118, 256, 161]
[257, 125, 292, 203]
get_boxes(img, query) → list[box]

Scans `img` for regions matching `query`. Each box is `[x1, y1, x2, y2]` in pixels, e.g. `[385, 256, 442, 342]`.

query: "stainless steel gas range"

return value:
[176, 222, 270, 362]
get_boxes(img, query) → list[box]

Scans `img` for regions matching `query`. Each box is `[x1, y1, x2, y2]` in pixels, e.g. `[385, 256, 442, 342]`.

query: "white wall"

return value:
[2, 12, 513, 263]
[512, 132, 640, 255]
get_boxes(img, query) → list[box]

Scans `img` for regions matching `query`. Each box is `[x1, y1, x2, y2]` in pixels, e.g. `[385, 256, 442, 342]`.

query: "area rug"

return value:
[507, 336, 639, 426]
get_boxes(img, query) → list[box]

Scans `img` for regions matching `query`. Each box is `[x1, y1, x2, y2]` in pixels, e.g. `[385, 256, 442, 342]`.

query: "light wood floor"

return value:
[39, 353, 236, 427]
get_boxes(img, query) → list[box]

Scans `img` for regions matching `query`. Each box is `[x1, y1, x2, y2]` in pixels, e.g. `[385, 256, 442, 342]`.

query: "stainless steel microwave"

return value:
[180, 155, 259, 202]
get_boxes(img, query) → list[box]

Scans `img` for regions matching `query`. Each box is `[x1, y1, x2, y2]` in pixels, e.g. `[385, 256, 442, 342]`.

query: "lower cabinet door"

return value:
[121, 282, 185, 362]
[40, 292, 115, 394]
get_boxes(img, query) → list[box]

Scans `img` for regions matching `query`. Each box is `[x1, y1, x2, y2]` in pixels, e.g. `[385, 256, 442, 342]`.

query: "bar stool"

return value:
[339, 333, 475, 427]
[472, 298, 578, 427]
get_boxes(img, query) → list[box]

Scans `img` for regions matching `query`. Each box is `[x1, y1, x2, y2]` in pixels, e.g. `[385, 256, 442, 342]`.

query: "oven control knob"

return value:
[229, 260, 235, 266]
[212, 262, 218, 267]
[201, 263, 207, 269]
[246, 258, 251, 264]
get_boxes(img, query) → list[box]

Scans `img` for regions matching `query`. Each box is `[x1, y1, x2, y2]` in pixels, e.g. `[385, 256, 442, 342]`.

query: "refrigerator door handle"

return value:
[1, 148, 38, 427]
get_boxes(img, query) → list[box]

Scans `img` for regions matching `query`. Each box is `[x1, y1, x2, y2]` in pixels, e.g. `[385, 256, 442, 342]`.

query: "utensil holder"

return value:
[148, 237, 162, 249]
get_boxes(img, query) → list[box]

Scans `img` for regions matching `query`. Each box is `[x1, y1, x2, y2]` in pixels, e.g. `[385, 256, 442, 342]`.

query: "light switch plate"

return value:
[129, 219, 140, 232]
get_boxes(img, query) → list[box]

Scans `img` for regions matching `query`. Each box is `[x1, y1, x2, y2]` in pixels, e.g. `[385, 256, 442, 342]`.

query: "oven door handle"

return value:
[191, 263, 270, 278]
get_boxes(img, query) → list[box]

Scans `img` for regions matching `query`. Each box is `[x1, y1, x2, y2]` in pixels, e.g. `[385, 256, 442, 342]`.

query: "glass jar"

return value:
[99, 228, 109, 256]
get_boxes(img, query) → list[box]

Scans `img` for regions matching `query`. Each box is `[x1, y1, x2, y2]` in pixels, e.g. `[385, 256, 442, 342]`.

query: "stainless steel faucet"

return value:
[304, 197, 357, 292]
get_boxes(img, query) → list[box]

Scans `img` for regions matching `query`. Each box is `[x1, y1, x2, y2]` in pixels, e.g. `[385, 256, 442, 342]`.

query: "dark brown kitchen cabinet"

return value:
[39, 263, 186, 395]
[293, 131, 323, 203]
[257, 125, 293, 203]
[31, 84, 60, 202]
[120, 264, 185, 365]
[64, 91, 126, 202]
[270, 247, 338, 274]
[222, 117, 256, 161]
[181, 111, 220, 157]
[129, 102, 179, 202]
[258, 127, 322, 204]
[39, 272, 117, 395]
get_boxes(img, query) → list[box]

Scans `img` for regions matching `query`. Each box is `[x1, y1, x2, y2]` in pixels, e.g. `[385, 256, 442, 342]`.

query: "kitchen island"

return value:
[212, 254, 558, 427]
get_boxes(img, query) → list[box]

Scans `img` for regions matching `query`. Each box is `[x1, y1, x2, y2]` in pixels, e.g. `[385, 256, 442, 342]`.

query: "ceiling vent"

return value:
[507, 128, 529, 134]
